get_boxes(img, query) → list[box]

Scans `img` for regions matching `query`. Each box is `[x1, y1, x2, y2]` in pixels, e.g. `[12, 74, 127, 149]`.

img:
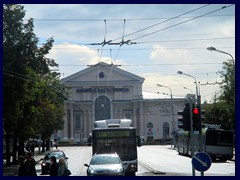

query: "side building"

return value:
[58, 62, 185, 143]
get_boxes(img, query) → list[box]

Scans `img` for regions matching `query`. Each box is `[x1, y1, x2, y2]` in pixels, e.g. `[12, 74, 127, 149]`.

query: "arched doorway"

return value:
[147, 122, 154, 140]
[95, 95, 111, 121]
[163, 122, 170, 138]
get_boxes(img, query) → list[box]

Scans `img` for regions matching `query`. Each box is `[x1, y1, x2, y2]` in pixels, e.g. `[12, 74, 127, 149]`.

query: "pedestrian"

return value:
[24, 152, 37, 176]
[58, 157, 67, 176]
[30, 143, 35, 157]
[18, 155, 26, 176]
[55, 141, 58, 149]
[49, 156, 59, 176]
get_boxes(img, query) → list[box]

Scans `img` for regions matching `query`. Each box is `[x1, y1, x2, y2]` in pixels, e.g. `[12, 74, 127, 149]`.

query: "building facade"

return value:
[59, 62, 185, 143]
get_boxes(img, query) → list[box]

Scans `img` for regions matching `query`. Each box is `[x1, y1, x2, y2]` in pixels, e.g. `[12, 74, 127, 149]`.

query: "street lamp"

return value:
[207, 46, 235, 66]
[156, 84, 175, 133]
[177, 71, 198, 97]
[207, 46, 235, 82]
[177, 71, 203, 156]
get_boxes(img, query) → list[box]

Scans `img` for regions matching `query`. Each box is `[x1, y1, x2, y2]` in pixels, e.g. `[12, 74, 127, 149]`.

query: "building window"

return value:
[147, 122, 154, 140]
[95, 95, 111, 121]
[74, 111, 82, 129]
[163, 122, 170, 138]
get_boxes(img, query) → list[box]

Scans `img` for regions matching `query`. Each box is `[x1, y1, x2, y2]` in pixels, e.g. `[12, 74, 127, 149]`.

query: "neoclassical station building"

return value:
[59, 62, 185, 143]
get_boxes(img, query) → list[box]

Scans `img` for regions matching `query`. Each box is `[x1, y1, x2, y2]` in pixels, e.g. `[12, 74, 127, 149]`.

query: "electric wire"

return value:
[104, 19, 126, 98]
[131, 5, 234, 41]
[25, 14, 234, 22]
[111, 4, 211, 42]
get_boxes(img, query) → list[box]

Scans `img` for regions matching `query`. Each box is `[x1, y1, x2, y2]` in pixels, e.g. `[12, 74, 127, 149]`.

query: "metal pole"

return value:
[156, 84, 175, 132]
[189, 98, 195, 176]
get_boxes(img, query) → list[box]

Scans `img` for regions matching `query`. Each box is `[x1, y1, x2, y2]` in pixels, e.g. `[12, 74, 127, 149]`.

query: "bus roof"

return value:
[94, 119, 133, 129]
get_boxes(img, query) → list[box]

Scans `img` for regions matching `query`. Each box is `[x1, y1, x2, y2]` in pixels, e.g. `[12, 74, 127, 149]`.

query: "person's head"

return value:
[19, 155, 25, 163]
[50, 156, 57, 163]
[26, 152, 32, 159]
[59, 157, 65, 165]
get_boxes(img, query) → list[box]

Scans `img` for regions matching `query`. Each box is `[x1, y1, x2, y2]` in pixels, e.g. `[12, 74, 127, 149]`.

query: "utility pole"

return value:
[188, 98, 195, 176]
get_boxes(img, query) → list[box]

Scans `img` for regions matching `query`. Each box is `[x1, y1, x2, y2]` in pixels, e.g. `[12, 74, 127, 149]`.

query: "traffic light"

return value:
[178, 103, 191, 131]
[178, 110, 185, 129]
[192, 105, 201, 131]
[184, 103, 191, 131]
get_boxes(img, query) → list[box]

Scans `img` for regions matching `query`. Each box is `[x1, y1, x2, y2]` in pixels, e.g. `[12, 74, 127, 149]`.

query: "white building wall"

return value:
[61, 63, 185, 143]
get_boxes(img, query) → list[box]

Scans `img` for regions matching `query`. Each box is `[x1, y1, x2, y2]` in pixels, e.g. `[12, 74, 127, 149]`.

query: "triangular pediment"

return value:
[61, 62, 145, 86]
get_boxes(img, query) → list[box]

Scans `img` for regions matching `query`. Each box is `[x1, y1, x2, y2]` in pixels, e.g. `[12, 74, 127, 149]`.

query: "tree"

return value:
[218, 60, 235, 130]
[203, 60, 235, 131]
[3, 4, 68, 166]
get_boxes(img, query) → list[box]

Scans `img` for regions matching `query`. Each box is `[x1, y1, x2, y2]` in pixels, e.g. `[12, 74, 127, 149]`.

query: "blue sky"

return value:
[21, 4, 235, 102]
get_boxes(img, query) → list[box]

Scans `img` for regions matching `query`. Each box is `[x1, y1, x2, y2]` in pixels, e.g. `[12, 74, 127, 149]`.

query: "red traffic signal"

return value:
[193, 107, 199, 115]
[192, 107, 200, 131]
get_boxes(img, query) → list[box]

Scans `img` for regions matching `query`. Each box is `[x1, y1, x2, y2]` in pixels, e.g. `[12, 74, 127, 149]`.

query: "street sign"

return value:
[192, 152, 212, 172]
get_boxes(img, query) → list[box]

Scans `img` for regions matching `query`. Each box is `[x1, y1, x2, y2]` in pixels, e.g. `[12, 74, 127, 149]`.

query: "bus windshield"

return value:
[93, 129, 137, 161]
[94, 137, 137, 161]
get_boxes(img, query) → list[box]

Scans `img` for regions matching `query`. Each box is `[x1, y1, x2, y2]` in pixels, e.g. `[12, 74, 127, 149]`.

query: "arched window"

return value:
[163, 122, 170, 138]
[95, 95, 111, 121]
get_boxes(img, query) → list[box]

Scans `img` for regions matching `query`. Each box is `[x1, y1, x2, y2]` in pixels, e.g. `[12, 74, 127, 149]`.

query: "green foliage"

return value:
[203, 60, 235, 131]
[3, 4, 69, 150]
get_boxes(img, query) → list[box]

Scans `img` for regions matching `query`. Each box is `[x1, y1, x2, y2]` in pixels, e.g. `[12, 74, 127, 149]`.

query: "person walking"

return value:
[58, 157, 67, 176]
[30, 143, 35, 157]
[24, 152, 37, 176]
[18, 156, 26, 176]
[55, 141, 58, 149]
[49, 156, 59, 176]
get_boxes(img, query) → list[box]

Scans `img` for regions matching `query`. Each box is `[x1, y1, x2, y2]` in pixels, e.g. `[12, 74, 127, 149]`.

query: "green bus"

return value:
[92, 119, 141, 176]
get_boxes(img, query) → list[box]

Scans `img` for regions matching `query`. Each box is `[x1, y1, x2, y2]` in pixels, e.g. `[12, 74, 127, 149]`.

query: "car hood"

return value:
[90, 164, 122, 171]
[42, 159, 60, 164]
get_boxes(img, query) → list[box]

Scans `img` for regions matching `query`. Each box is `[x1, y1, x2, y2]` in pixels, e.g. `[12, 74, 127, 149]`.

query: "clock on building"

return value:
[99, 72, 105, 78]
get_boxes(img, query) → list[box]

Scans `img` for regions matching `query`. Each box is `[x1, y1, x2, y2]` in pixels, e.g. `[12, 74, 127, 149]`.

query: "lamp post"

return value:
[207, 46, 235, 132]
[178, 71, 198, 98]
[156, 84, 175, 134]
[207, 46, 235, 82]
[177, 72, 202, 176]
[207, 46, 235, 66]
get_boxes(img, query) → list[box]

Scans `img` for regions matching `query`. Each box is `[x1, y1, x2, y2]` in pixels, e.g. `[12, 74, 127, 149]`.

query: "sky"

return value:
[21, 4, 235, 102]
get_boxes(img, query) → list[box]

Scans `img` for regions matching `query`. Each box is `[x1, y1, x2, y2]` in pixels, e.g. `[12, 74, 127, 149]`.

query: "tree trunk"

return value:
[5, 133, 11, 167]
[12, 135, 18, 164]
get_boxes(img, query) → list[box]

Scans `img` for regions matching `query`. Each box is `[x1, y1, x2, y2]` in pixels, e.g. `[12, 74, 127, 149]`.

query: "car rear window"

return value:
[91, 155, 120, 165]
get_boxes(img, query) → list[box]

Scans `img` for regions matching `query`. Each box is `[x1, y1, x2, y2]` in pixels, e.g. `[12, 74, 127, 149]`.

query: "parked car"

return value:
[84, 153, 125, 176]
[41, 150, 68, 175]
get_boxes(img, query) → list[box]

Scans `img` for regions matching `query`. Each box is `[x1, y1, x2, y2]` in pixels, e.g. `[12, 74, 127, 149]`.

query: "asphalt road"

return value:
[4, 145, 235, 176]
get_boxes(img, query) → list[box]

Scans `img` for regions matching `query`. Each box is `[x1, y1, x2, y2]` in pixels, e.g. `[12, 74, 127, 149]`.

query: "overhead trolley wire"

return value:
[111, 4, 211, 42]
[131, 5, 233, 41]
[25, 14, 234, 22]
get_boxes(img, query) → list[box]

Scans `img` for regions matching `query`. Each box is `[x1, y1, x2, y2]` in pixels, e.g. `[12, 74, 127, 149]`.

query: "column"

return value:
[70, 109, 74, 141]
[63, 103, 69, 141]
[139, 101, 144, 137]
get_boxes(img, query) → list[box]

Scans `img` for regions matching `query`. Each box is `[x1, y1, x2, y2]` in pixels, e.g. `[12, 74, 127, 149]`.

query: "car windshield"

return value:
[44, 152, 64, 159]
[90, 155, 120, 165]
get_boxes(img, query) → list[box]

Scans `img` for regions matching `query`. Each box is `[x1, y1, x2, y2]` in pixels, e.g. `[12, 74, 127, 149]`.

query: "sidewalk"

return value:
[3, 150, 46, 176]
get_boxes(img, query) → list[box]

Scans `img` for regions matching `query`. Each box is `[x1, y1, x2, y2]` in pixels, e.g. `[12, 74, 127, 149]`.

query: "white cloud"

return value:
[150, 45, 188, 63]
[22, 4, 234, 102]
